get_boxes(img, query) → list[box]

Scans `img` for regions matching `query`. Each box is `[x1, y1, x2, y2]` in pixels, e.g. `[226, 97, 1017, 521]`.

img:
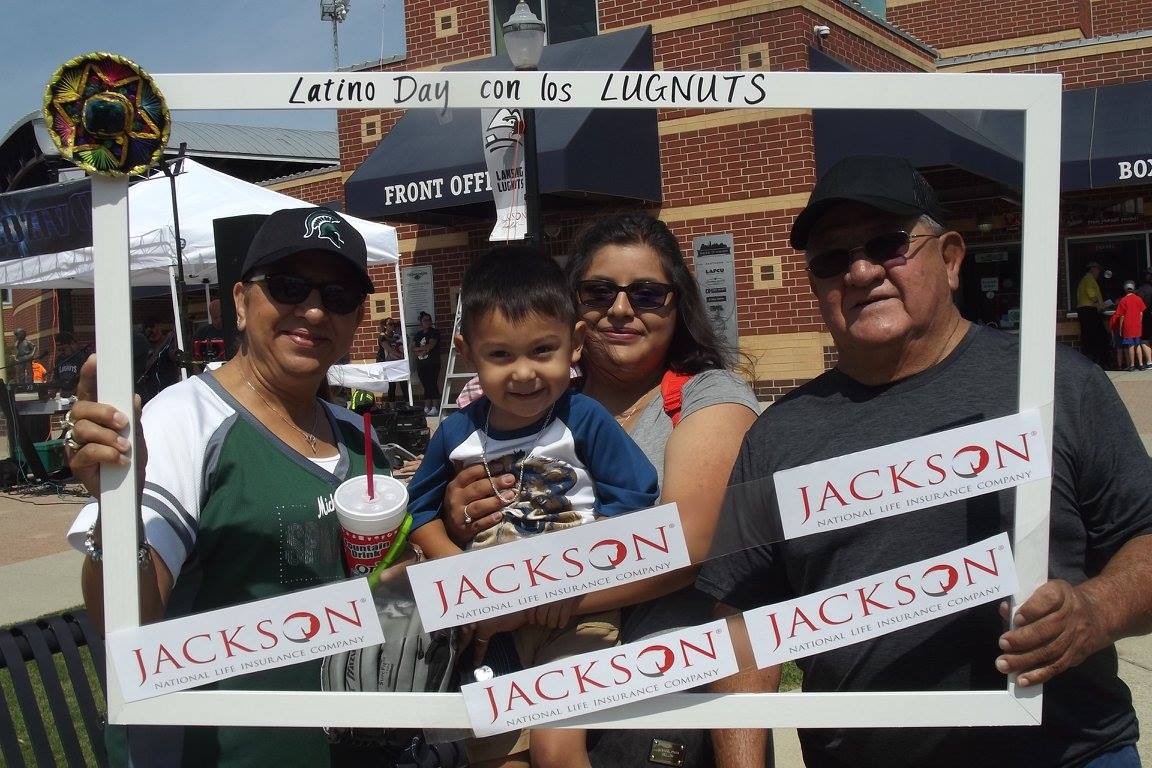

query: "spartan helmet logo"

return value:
[484, 108, 523, 153]
[304, 211, 346, 248]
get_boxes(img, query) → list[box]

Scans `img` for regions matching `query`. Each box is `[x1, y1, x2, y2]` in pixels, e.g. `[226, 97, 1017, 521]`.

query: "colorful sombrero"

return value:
[42, 52, 170, 178]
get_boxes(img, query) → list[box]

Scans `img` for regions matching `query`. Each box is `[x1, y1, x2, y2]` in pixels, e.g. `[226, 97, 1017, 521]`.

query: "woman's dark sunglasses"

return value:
[577, 280, 675, 311]
[807, 231, 939, 280]
[247, 273, 366, 315]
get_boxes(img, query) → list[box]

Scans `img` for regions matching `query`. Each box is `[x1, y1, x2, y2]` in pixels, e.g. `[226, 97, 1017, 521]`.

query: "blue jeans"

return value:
[1084, 745, 1141, 768]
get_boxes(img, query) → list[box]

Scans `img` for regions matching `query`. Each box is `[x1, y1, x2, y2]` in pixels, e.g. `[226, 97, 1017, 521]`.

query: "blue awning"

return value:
[1061, 79, 1152, 191]
[810, 49, 1024, 190]
[345, 27, 661, 222]
[812, 49, 1152, 193]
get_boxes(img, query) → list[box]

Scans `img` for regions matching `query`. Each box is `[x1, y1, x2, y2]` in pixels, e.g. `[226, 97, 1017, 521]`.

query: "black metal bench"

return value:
[0, 610, 108, 767]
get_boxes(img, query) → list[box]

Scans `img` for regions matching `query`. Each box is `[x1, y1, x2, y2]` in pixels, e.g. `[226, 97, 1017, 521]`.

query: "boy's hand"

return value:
[527, 597, 578, 629]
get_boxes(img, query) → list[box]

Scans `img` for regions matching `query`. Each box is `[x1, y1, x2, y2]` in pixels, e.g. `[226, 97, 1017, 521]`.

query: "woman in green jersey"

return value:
[64, 207, 388, 768]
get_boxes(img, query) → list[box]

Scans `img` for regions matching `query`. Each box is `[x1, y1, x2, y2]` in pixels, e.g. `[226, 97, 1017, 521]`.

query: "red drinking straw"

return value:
[363, 411, 375, 499]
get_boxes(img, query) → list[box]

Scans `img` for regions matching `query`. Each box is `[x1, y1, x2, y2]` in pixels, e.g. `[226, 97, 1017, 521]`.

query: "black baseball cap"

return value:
[789, 156, 948, 250]
[241, 207, 374, 293]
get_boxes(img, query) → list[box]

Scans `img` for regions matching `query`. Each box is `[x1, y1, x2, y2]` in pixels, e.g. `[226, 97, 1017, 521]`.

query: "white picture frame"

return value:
[90, 68, 1061, 730]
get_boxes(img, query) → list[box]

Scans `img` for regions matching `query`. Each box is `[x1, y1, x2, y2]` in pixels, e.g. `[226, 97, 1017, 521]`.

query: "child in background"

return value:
[406, 245, 659, 768]
[1110, 280, 1149, 371]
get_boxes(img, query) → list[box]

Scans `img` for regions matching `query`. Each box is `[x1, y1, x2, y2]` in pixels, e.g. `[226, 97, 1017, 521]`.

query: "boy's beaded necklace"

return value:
[480, 400, 557, 506]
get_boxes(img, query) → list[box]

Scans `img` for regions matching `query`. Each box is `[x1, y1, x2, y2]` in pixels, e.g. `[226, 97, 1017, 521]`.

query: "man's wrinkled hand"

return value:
[996, 579, 1111, 687]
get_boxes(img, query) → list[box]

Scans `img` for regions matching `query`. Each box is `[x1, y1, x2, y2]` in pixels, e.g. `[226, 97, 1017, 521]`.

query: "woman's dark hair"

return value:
[567, 212, 731, 374]
[460, 245, 574, 339]
[418, 311, 433, 323]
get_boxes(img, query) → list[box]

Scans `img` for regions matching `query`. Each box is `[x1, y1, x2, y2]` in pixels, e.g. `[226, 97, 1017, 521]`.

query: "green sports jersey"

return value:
[75, 374, 390, 767]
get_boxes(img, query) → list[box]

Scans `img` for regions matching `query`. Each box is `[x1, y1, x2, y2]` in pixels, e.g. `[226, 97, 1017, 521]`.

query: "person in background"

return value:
[377, 316, 407, 403]
[1076, 262, 1109, 368]
[1137, 269, 1152, 344]
[413, 310, 441, 416]
[1109, 280, 1149, 371]
[13, 328, 36, 384]
[193, 298, 226, 364]
[31, 360, 46, 383]
[440, 213, 763, 768]
[53, 332, 85, 397]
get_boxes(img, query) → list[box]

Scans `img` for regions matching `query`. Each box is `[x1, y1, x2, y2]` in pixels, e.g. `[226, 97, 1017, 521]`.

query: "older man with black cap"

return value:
[64, 207, 392, 767]
[697, 157, 1152, 768]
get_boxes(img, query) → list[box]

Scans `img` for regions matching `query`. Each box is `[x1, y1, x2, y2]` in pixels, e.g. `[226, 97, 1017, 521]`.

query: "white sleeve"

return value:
[66, 380, 219, 579]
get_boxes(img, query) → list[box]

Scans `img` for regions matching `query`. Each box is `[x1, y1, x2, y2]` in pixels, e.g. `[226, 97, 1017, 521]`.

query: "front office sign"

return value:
[89, 66, 1061, 732]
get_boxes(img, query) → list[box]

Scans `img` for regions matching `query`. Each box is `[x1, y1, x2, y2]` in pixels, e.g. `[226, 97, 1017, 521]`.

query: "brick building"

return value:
[4, 1, 1149, 404]
[309, 0, 1152, 402]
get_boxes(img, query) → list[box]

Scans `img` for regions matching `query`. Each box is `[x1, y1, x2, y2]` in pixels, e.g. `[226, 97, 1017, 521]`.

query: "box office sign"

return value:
[407, 503, 691, 632]
[744, 533, 1018, 669]
[463, 619, 738, 736]
[773, 409, 1050, 541]
[106, 580, 383, 703]
[693, 234, 739, 350]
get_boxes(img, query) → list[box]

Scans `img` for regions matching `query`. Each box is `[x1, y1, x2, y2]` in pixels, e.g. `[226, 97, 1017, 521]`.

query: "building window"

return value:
[740, 44, 772, 72]
[0, 290, 10, 306]
[435, 7, 459, 38]
[360, 115, 382, 144]
[491, 0, 598, 57]
[960, 243, 1022, 330]
[1065, 232, 1151, 311]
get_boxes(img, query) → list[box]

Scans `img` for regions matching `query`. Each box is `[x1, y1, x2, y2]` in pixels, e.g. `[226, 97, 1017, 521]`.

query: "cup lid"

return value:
[333, 474, 408, 518]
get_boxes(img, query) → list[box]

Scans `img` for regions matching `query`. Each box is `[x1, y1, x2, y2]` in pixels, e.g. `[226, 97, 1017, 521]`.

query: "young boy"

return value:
[407, 245, 659, 768]
[1110, 280, 1150, 371]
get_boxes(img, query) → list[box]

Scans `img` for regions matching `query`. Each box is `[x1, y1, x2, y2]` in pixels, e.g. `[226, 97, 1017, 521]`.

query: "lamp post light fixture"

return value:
[320, 0, 351, 70]
[502, 2, 546, 244]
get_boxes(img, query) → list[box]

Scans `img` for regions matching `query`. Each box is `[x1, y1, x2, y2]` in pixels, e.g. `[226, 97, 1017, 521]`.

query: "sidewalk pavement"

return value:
[0, 379, 1147, 765]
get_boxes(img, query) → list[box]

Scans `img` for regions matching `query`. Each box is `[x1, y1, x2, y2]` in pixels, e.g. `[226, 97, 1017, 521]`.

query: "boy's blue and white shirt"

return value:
[408, 390, 659, 549]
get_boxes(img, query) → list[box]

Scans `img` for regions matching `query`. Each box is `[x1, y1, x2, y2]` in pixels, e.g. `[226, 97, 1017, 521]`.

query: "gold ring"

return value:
[463, 502, 473, 525]
[62, 410, 77, 430]
[64, 435, 83, 451]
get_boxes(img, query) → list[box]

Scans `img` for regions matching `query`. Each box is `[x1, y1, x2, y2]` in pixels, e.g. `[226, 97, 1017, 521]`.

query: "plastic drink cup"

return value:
[333, 474, 408, 576]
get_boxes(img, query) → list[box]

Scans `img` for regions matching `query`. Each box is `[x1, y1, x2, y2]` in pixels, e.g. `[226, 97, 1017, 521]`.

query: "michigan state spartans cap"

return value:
[242, 207, 374, 293]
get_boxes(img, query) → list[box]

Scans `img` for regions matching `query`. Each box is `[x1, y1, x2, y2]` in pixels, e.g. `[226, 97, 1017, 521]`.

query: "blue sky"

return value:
[2, 0, 406, 138]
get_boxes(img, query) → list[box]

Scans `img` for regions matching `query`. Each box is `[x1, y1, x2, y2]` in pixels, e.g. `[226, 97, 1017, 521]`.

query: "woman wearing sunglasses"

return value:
[63, 208, 390, 768]
[441, 213, 763, 768]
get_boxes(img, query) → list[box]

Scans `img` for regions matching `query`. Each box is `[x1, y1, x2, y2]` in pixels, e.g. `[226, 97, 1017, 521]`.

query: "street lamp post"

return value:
[320, 0, 351, 70]
[502, 2, 546, 245]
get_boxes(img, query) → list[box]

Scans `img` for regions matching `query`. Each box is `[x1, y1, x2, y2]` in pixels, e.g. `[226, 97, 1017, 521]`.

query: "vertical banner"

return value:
[401, 265, 436, 330]
[482, 107, 528, 242]
[693, 234, 739, 350]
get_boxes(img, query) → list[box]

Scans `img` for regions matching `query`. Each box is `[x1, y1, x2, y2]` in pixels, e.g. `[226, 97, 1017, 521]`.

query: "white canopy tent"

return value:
[0, 158, 401, 287]
[0, 159, 411, 392]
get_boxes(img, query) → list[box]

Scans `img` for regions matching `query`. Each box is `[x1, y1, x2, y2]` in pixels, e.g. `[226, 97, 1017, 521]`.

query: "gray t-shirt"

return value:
[622, 368, 759, 639]
[697, 325, 1151, 768]
[629, 368, 760, 489]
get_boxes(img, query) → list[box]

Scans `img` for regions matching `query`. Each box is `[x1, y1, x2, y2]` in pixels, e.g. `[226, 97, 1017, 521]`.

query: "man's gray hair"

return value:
[917, 214, 946, 234]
